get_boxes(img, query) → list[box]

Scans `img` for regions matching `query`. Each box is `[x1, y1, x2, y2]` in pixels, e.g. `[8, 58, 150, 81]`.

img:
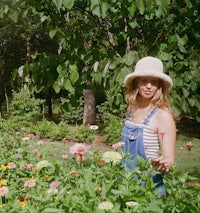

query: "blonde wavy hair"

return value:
[125, 78, 173, 115]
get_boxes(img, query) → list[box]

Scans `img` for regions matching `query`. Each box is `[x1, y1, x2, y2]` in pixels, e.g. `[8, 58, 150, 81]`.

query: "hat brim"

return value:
[124, 70, 173, 93]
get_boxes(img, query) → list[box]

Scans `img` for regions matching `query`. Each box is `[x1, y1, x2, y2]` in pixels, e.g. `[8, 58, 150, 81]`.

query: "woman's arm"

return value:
[151, 109, 176, 172]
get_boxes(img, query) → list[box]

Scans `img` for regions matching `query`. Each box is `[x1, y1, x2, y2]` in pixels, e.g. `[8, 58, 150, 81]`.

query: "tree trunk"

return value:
[83, 89, 96, 125]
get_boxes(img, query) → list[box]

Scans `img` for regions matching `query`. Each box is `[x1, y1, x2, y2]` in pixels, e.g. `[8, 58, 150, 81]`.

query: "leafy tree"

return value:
[1, 0, 200, 122]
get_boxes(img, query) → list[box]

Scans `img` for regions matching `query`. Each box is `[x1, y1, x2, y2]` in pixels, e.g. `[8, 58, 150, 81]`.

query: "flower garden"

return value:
[0, 129, 199, 213]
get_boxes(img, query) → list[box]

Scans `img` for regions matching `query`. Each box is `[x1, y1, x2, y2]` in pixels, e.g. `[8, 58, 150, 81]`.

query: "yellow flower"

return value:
[0, 179, 7, 186]
[18, 196, 29, 208]
[0, 164, 9, 171]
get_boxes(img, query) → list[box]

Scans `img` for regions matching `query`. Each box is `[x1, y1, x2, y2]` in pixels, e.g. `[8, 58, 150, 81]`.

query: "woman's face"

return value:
[137, 77, 160, 99]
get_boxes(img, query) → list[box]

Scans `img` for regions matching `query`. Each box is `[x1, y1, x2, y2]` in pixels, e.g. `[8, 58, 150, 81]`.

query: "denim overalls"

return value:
[121, 107, 166, 198]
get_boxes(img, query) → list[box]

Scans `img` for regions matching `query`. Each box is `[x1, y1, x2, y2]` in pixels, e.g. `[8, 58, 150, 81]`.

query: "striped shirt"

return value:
[125, 121, 160, 159]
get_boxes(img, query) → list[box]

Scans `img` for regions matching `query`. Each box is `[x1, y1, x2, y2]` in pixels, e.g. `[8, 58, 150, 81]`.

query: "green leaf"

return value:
[188, 98, 195, 107]
[123, 51, 137, 66]
[90, 0, 109, 18]
[185, 0, 192, 8]
[69, 64, 79, 84]
[63, 0, 75, 10]
[115, 67, 132, 84]
[52, 0, 62, 11]
[92, 72, 102, 84]
[49, 27, 57, 39]
[57, 64, 66, 76]
[53, 81, 61, 93]
[128, 2, 136, 16]
[8, 10, 19, 23]
[63, 79, 74, 93]
[136, 0, 145, 14]
[182, 88, 189, 97]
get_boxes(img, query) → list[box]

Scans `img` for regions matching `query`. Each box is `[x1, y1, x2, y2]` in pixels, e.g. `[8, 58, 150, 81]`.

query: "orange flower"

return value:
[72, 169, 78, 177]
[18, 196, 29, 207]
[98, 159, 105, 166]
[32, 167, 38, 172]
[185, 142, 194, 151]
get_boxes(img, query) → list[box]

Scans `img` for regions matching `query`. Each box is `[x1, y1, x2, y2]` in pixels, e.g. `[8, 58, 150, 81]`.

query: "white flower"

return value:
[46, 188, 58, 196]
[22, 137, 30, 141]
[90, 125, 99, 130]
[126, 201, 139, 208]
[37, 140, 44, 145]
[98, 201, 114, 211]
[102, 151, 122, 165]
[36, 160, 51, 170]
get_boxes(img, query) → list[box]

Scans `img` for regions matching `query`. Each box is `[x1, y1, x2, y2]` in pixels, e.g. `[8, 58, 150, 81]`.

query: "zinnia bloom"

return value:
[0, 179, 7, 186]
[0, 164, 9, 171]
[102, 151, 122, 165]
[0, 186, 9, 196]
[24, 179, 36, 188]
[50, 181, 59, 190]
[62, 154, 68, 159]
[28, 133, 35, 139]
[36, 160, 51, 170]
[72, 169, 78, 177]
[7, 162, 16, 169]
[18, 196, 29, 207]
[69, 143, 91, 155]
[32, 149, 38, 154]
[98, 201, 114, 211]
[90, 125, 99, 130]
[185, 142, 194, 151]
[126, 201, 139, 208]
[76, 153, 86, 162]
[112, 142, 125, 149]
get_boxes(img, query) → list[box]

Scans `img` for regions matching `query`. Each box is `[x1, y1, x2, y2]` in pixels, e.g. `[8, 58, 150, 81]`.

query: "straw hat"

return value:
[124, 56, 173, 93]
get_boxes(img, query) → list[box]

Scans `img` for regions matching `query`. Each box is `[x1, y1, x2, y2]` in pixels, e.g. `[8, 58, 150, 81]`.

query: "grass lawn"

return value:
[42, 132, 200, 179]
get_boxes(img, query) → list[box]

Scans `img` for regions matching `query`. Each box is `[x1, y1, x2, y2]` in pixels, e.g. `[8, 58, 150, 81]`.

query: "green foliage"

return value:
[0, 132, 199, 212]
[10, 89, 43, 122]
[61, 97, 84, 124]
[102, 113, 124, 145]
[30, 119, 69, 141]
[72, 125, 95, 144]
[1, 0, 200, 123]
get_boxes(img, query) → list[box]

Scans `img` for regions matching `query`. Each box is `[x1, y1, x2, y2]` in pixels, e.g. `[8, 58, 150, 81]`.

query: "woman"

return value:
[121, 56, 176, 197]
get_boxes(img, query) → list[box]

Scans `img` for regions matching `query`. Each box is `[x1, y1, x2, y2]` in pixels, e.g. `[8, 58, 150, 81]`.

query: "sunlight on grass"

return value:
[40, 134, 200, 179]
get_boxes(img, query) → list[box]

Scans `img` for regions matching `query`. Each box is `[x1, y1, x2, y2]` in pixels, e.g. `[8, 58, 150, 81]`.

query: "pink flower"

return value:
[20, 165, 27, 170]
[0, 186, 9, 196]
[76, 154, 86, 162]
[185, 142, 194, 151]
[28, 134, 35, 139]
[112, 142, 125, 150]
[22, 141, 27, 145]
[26, 163, 33, 169]
[24, 179, 36, 188]
[32, 149, 38, 154]
[50, 181, 59, 190]
[16, 154, 22, 159]
[7, 162, 16, 169]
[62, 154, 68, 159]
[69, 143, 91, 155]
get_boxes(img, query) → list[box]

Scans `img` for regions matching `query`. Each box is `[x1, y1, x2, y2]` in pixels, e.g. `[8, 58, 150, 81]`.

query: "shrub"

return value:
[103, 113, 124, 145]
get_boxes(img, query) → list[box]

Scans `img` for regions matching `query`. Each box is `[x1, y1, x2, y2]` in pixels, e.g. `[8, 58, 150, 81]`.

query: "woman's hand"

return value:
[151, 156, 171, 173]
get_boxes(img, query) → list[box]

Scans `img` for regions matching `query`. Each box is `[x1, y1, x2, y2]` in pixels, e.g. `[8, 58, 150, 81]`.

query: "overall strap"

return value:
[143, 107, 159, 125]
